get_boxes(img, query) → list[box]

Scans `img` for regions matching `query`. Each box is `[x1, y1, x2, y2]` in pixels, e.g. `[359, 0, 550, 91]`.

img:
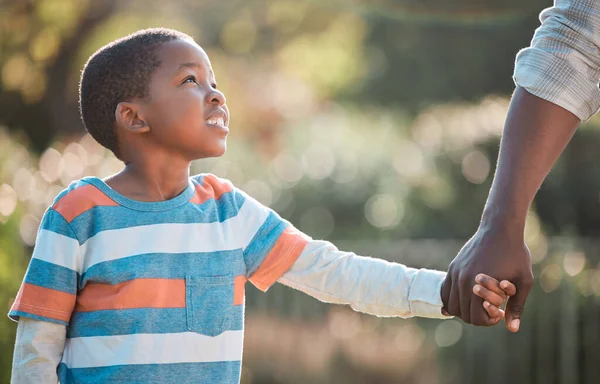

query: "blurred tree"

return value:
[0, 0, 118, 152]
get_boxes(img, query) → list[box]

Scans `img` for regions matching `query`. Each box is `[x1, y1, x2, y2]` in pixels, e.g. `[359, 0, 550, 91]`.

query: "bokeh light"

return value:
[272, 151, 303, 185]
[299, 206, 335, 239]
[242, 179, 273, 207]
[39, 148, 64, 183]
[0, 184, 18, 218]
[461, 150, 490, 184]
[563, 251, 586, 277]
[434, 320, 463, 347]
[540, 264, 562, 293]
[365, 193, 402, 229]
[395, 323, 425, 353]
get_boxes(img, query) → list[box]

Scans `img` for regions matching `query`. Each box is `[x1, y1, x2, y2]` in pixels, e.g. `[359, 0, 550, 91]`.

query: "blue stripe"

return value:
[67, 306, 244, 338]
[39, 208, 78, 239]
[8, 310, 69, 326]
[58, 361, 241, 384]
[243, 211, 288, 276]
[68, 190, 245, 244]
[80, 251, 246, 287]
[25, 258, 78, 295]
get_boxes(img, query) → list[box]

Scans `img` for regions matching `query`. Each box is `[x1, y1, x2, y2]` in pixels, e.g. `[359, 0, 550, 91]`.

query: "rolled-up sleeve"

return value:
[513, 0, 600, 121]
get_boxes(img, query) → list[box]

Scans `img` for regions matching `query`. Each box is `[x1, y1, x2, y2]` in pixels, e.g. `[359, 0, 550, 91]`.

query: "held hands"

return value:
[473, 274, 516, 320]
[443, 273, 517, 323]
[441, 227, 534, 331]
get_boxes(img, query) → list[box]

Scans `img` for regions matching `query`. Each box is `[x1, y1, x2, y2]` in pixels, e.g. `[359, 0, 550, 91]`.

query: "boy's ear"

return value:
[115, 102, 150, 133]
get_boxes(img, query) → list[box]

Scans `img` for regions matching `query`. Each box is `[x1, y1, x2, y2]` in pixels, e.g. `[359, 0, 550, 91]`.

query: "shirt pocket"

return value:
[185, 275, 235, 337]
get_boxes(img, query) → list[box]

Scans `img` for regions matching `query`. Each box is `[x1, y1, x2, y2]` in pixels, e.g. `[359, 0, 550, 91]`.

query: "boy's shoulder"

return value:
[191, 173, 236, 192]
[49, 176, 115, 222]
[50, 177, 92, 203]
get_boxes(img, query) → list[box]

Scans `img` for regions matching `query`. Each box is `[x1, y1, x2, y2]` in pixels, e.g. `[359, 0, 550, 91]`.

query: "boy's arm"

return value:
[11, 318, 66, 384]
[278, 240, 447, 319]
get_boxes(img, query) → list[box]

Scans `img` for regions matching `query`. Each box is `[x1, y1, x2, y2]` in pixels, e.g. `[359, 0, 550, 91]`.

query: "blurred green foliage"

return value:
[0, 213, 27, 380]
[1, 0, 551, 151]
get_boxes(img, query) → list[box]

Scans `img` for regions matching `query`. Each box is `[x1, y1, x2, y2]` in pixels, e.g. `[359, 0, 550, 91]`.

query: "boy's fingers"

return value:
[482, 300, 504, 319]
[500, 280, 517, 296]
[484, 313, 503, 326]
[475, 274, 511, 298]
[472, 284, 505, 307]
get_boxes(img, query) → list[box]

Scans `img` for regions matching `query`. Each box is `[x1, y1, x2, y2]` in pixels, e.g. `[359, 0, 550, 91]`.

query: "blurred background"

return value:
[2, 0, 600, 383]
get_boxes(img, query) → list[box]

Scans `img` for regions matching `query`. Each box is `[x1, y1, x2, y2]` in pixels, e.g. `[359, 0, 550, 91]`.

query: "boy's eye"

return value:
[183, 76, 197, 84]
[211, 83, 218, 89]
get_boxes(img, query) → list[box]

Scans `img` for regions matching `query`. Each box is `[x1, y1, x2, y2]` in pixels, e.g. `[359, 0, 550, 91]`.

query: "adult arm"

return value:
[441, 88, 579, 330]
[11, 318, 66, 383]
[442, 0, 600, 330]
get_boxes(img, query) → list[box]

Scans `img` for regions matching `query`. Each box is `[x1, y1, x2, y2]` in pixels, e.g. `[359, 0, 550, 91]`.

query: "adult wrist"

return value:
[480, 206, 527, 238]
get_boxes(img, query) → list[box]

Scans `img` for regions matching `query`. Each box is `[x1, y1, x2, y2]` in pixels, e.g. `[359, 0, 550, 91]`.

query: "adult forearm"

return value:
[482, 87, 579, 232]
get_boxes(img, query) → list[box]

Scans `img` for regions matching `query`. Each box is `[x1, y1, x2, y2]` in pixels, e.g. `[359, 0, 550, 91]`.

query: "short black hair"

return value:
[79, 28, 193, 159]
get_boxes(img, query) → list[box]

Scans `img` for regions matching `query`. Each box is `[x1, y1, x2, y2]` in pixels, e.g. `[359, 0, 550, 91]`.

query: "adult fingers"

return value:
[470, 291, 488, 326]
[505, 275, 533, 332]
[459, 275, 472, 324]
[448, 274, 461, 318]
[441, 274, 452, 315]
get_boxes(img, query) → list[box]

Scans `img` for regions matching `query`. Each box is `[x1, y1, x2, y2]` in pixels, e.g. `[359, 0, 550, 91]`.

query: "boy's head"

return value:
[79, 28, 229, 162]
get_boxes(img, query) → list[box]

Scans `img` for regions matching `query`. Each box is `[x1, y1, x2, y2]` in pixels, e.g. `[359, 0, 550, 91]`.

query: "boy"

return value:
[9, 28, 515, 384]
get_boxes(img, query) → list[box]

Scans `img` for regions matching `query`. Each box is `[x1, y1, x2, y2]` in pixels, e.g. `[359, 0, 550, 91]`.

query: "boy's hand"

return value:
[472, 273, 517, 325]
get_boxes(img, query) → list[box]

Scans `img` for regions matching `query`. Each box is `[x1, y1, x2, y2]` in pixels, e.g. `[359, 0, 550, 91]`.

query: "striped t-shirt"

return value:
[9, 173, 310, 383]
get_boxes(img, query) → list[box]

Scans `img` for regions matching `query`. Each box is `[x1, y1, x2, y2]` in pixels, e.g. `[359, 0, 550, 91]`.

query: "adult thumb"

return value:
[504, 283, 532, 332]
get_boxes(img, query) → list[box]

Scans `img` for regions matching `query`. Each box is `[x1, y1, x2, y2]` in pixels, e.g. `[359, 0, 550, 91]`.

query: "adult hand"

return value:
[441, 226, 533, 331]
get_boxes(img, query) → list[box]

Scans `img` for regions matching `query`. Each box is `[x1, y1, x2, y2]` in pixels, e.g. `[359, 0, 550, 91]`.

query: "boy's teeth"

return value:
[206, 117, 225, 126]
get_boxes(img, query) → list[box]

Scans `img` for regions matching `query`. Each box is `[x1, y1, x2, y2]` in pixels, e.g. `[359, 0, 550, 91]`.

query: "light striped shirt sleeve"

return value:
[513, 0, 600, 121]
[239, 188, 310, 292]
[8, 208, 81, 326]
[279, 240, 448, 319]
[11, 317, 65, 384]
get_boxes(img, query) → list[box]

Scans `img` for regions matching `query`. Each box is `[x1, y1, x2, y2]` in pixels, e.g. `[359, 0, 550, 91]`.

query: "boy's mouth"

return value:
[206, 116, 225, 126]
[205, 110, 228, 131]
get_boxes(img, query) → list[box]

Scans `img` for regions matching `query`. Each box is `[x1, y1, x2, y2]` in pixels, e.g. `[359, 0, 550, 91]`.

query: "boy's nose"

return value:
[208, 89, 226, 106]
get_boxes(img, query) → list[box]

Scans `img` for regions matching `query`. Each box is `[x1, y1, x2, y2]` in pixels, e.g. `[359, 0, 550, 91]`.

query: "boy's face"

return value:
[140, 39, 230, 160]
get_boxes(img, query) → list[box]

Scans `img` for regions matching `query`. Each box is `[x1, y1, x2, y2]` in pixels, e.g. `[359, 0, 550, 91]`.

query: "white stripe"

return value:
[32, 230, 81, 273]
[61, 330, 244, 368]
[80, 198, 269, 272]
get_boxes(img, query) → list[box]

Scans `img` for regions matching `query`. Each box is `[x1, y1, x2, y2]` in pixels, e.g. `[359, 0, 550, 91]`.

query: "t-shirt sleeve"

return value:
[238, 188, 310, 292]
[8, 208, 80, 326]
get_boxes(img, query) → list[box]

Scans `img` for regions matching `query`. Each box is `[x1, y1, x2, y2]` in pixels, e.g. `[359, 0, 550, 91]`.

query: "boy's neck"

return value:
[103, 162, 192, 202]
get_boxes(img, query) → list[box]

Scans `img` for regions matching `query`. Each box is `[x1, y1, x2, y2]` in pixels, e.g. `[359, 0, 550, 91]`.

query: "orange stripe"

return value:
[234, 276, 246, 306]
[189, 174, 233, 205]
[75, 278, 185, 312]
[53, 184, 118, 223]
[11, 283, 76, 323]
[249, 227, 310, 292]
